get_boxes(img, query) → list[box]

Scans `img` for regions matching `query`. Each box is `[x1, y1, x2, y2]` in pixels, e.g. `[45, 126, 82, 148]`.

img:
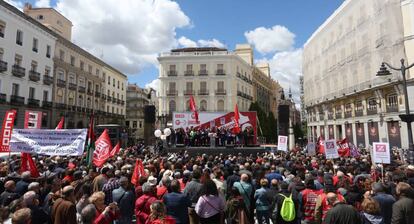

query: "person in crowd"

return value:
[11, 208, 31, 224]
[51, 185, 77, 224]
[226, 187, 249, 224]
[0, 180, 19, 206]
[254, 178, 272, 224]
[157, 176, 171, 200]
[163, 179, 191, 224]
[391, 182, 414, 224]
[314, 178, 345, 224]
[15, 172, 31, 196]
[22, 191, 50, 224]
[324, 192, 361, 224]
[183, 169, 203, 224]
[102, 169, 119, 205]
[195, 179, 225, 224]
[88, 191, 120, 224]
[93, 167, 110, 192]
[233, 173, 253, 219]
[360, 197, 383, 224]
[371, 182, 395, 224]
[273, 181, 299, 224]
[135, 183, 158, 224]
[299, 177, 322, 224]
[112, 176, 135, 224]
[146, 201, 176, 224]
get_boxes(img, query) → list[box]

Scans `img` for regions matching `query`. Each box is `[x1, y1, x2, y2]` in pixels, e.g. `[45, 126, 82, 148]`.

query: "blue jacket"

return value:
[164, 192, 192, 224]
[254, 187, 272, 211]
[112, 187, 135, 224]
[373, 193, 395, 224]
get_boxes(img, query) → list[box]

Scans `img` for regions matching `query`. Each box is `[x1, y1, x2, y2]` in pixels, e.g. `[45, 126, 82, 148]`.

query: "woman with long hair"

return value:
[195, 179, 225, 224]
[360, 198, 383, 224]
[145, 201, 176, 224]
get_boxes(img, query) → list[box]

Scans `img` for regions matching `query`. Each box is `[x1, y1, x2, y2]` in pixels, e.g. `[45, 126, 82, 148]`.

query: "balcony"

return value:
[55, 103, 67, 109]
[77, 106, 82, 112]
[57, 79, 66, 87]
[0, 94, 6, 103]
[10, 95, 25, 105]
[68, 83, 77, 90]
[335, 112, 342, 119]
[107, 96, 112, 102]
[70, 105, 76, 111]
[28, 98, 40, 107]
[386, 105, 399, 113]
[216, 69, 225, 76]
[319, 113, 324, 121]
[167, 70, 177, 76]
[29, 70, 41, 82]
[12, 65, 25, 78]
[166, 90, 178, 96]
[87, 89, 93, 96]
[43, 75, 53, 85]
[355, 110, 363, 117]
[344, 111, 352, 118]
[0, 60, 7, 72]
[121, 100, 125, 105]
[78, 86, 86, 93]
[101, 94, 106, 100]
[184, 90, 195, 96]
[198, 90, 209, 95]
[184, 70, 194, 76]
[367, 108, 377, 115]
[42, 101, 52, 108]
[328, 113, 334, 120]
[198, 70, 208, 76]
[112, 98, 117, 103]
[95, 92, 101, 97]
[215, 89, 226, 95]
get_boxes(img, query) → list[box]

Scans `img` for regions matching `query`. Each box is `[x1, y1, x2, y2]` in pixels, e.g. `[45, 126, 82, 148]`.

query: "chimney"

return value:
[23, 3, 32, 14]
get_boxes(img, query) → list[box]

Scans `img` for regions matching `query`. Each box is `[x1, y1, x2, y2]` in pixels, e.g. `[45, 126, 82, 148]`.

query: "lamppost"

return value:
[377, 59, 414, 164]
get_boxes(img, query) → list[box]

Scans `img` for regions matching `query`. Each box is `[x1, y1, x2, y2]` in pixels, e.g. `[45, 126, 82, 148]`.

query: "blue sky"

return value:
[9, 0, 344, 103]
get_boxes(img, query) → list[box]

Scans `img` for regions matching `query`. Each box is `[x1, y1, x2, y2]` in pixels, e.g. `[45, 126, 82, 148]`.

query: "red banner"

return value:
[93, 129, 112, 167]
[0, 110, 17, 152]
[110, 141, 120, 157]
[131, 159, 146, 185]
[55, 117, 64, 129]
[337, 137, 351, 157]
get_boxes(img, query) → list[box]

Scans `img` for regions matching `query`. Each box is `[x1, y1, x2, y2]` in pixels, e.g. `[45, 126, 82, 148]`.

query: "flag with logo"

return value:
[20, 153, 40, 178]
[337, 138, 351, 157]
[85, 116, 95, 167]
[349, 142, 360, 157]
[0, 110, 17, 152]
[189, 95, 199, 124]
[131, 159, 146, 185]
[110, 141, 120, 157]
[317, 136, 325, 154]
[233, 104, 241, 134]
[93, 129, 112, 167]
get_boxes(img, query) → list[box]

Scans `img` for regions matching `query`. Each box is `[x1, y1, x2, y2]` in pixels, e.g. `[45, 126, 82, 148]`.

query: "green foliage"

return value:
[249, 102, 277, 143]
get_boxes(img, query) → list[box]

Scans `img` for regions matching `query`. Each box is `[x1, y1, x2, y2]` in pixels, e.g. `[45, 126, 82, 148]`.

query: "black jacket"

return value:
[324, 202, 361, 224]
[391, 196, 414, 224]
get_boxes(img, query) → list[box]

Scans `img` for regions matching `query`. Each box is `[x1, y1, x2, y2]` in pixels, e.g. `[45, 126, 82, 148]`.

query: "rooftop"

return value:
[171, 47, 228, 52]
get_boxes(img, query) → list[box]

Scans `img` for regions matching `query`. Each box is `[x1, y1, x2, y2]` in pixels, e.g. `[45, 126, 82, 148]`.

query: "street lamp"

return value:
[377, 59, 414, 164]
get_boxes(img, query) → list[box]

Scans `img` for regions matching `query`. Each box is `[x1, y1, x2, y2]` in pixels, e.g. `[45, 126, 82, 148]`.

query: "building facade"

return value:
[102, 66, 127, 125]
[0, 1, 56, 128]
[252, 63, 273, 116]
[158, 45, 254, 118]
[126, 84, 153, 141]
[303, 0, 413, 149]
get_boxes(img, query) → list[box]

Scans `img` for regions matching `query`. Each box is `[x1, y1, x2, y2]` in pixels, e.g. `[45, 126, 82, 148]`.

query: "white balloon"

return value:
[154, 129, 162, 137]
[164, 128, 171, 136]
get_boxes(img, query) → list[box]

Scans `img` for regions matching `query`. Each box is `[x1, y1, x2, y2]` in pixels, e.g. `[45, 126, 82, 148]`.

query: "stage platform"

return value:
[166, 146, 270, 156]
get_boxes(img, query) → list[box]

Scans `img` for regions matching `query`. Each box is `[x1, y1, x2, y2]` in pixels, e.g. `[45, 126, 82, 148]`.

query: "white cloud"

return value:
[245, 25, 295, 55]
[177, 36, 226, 48]
[35, 0, 51, 7]
[54, 0, 190, 74]
[258, 48, 303, 105]
[5, 0, 23, 10]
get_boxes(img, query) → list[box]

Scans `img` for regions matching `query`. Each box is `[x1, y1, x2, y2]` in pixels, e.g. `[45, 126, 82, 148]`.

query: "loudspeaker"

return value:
[278, 105, 289, 122]
[144, 105, 156, 123]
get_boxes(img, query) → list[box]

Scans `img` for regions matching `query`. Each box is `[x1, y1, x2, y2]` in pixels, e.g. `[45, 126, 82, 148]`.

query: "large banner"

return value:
[356, 123, 365, 148]
[173, 112, 257, 144]
[328, 125, 334, 139]
[368, 122, 379, 145]
[387, 121, 401, 148]
[0, 110, 17, 152]
[345, 123, 353, 145]
[10, 129, 87, 156]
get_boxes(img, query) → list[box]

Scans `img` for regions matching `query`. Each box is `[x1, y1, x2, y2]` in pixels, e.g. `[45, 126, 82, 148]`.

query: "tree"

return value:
[249, 102, 278, 143]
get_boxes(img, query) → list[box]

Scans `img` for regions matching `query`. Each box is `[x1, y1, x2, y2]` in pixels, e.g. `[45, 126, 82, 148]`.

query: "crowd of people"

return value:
[0, 144, 413, 224]
[168, 126, 255, 147]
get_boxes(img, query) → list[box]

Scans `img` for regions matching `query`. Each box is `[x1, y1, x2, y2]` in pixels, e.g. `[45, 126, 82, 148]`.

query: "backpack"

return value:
[279, 193, 296, 222]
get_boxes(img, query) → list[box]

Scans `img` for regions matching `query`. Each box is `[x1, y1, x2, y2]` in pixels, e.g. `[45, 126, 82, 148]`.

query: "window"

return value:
[14, 54, 22, 66]
[69, 74, 75, 84]
[217, 81, 224, 90]
[367, 98, 377, 110]
[169, 100, 176, 114]
[113, 78, 115, 87]
[169, 65, 176, 71]
[355, 100, 363, 111]
[217, 100, 224, 111]
[58, 70, 64, 80]
[186, 64, 193, 71]
[345, 103, 352, 113]
[12, 83, 19, 96]
[103, 72, 106, 80]
[88, 65, 92, 74]
[79, 77, 84, 87]
[108, 76, 110, 85]
[37, 15, 44, 20]
[387, 94, 398, 107]
[46, 45, 51, 58]
[80, 61, 84, 70]
[16, 30, 23, 46]
[29, 87, 35, 99]
[133, 121, 137, 128]
[121, 83, 124, 90]
[200, 81, 207, 91]
[32, 38, 38, 52]
[169, 82, 176, 90]
[70, 56, 75, 66]
[31, 61, 37, 71]
[200, 100, 207, 111]
[0, 21, 5, 38]
[96, 69, 99, 76]
[43, 91, 48, 101]
[78, 95, 83, 106]
[139, 121, 142, 129]
[200, 64, 206, 70]
[117, 80, 120, 89]
[186, 82, 193, 91]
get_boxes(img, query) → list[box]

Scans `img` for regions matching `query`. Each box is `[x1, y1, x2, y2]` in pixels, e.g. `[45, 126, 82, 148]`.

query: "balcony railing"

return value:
[215, 89, 226, 95]
[117, 99, 122, 104]
[101, 94, 106, 100]
[319, 114, 325, 121]
[367, 108, 377, 115]
[112, 98, 117, 103]
[55, 103, 67, 109]
[184, 90, 195, 95]
[42, 101, 53, 108]
[12, 65, 25, 78]
[95, 92, 101, 97]
[10, 95, 25, 105]
[167, 70, 177, 76]
[77, 106, 82, 112]
[198, 70, 208, 76]
[29, 70, 41, 82]
[43, 75, 53, 85]
[335, 112, 342, 119]
[68, 83, 77, 90]
[216, 69, 225, 75]
[344, 111, 352, 118]
[57, 79, 66, 87]
[87, 89, 93, 95]
[107, 96, 112, 102]
[70, 105, 77, 111]
[386, 105, 399, 113]
[328, 113, 334, 120]
[0, 93, 6, 103]
[184, 70, 194, 76]
[355, 110, 363, 117]
[28, 98, 40, 107]
[166, 90, 178, 96]
[198, 90, 209, 95]
[78, 86, 86, 93]
[0, 60, 7, 72]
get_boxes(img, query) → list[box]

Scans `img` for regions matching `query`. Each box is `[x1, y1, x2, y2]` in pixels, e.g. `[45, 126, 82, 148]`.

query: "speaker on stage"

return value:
[144, 105, 156, 123]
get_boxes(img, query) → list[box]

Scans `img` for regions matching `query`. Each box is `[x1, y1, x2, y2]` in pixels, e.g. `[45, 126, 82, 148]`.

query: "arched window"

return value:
[169, 100, 176, 114]
[78, 95, 83, 106]
[217, 100, 224, 111]
[200, 100, 207, 111]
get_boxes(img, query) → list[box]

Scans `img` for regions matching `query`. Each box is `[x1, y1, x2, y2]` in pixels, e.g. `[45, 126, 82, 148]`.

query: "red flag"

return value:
[233, 104, 241, 134]
[93, 129, 112, 167]
[131, 159, 146, 185]
[109, 141, 121, 157]
[189, 96, 199, 124]
[318, 136, 325, 154]
[55, 117, 64, 129]
[0, 110, 17, 152]
[20, 153, 40, 178]
[337, 138, 351, 157]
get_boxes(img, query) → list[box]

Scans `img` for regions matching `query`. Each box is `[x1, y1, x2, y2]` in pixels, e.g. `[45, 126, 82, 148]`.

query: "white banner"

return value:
[372, 142, 391, 164]
[277, 135, 288, 152]
[324, 139, 339, 159]
[307, 142, 316, 156]
[10, 129, 87, 156]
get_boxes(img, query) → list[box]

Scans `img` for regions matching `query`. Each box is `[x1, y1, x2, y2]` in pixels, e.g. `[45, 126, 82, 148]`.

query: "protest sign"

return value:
[372, 142, 391, 164]
[307, 142, 316, 156]
[324, 139, 339, 159]
[278, 135, 288, 152]
[10, 129, 87, 156]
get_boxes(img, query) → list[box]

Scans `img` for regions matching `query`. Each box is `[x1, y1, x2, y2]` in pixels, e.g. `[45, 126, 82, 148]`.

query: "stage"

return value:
[165, 146, 270, 156]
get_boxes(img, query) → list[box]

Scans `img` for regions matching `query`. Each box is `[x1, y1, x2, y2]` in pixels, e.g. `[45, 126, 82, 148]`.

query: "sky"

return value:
[6, 0, 344, 105]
